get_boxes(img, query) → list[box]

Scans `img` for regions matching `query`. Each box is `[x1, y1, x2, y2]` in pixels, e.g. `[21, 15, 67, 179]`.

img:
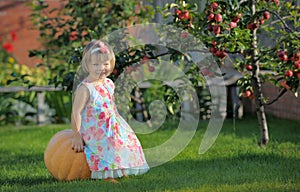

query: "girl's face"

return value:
[87, 54, 111, 82]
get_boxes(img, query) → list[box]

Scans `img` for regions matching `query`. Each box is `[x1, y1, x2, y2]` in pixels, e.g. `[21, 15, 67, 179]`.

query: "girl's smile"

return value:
[87, 54, 111, 82]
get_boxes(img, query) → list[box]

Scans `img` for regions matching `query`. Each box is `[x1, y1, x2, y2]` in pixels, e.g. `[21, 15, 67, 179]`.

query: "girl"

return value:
[71, 40, 149, 182]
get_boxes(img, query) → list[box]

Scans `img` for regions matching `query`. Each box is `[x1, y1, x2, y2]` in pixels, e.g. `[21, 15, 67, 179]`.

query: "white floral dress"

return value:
[79, 78, 149, 179]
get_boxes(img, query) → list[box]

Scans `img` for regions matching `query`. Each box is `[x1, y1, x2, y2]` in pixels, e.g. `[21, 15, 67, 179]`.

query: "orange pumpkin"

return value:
[44, 129, 91, 181]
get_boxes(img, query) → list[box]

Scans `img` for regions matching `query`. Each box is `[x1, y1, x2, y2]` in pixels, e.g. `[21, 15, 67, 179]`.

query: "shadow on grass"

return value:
[0, 150, 56, 186]
[0, 152, 298, 191]
[0, 176, 56, 187]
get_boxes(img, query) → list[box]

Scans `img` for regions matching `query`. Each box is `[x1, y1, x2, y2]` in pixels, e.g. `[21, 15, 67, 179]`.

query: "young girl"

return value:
[71, 40, 149, 181]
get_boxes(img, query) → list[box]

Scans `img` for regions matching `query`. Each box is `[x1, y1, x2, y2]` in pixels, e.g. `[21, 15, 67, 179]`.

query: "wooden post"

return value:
[37, 92, 46, 125]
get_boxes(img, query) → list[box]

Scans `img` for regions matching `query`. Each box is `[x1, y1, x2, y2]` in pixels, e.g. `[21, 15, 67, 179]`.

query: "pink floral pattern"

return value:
[80, 78, 149, 178]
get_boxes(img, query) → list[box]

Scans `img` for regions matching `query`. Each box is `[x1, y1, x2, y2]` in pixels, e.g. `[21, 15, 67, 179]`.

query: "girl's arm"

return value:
[71, 85, 89, 152]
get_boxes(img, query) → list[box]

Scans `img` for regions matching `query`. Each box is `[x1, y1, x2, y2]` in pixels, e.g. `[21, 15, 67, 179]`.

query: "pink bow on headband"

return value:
[91, 42, 109, 54]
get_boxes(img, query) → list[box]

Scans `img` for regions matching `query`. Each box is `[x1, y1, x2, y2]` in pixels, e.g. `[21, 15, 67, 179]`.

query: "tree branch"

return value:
[263, 88, 287, 105]
[264, 15, 292, 27]
[130, 95, 142, 103]
[238, 0, 249, 8]
[269, 11, 300, 40]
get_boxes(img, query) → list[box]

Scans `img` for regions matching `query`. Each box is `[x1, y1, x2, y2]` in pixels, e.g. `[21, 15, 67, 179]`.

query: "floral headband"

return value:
[91, 42, 109, 54]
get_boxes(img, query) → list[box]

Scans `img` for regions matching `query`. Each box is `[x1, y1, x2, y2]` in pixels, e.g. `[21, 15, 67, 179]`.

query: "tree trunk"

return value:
[251, 1, 269, 146]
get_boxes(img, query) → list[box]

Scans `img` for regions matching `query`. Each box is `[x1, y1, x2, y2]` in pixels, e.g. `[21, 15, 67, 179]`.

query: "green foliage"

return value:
[28, 0, 155, 91]
[0, 93, 19, 125]
[0, 32, 42, 125]
[44, 91, 72, 123]
[25, 0, 158, 123]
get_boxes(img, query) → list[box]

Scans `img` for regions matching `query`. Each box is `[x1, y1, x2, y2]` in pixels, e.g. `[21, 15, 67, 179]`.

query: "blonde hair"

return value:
[81, 40, 115, 74]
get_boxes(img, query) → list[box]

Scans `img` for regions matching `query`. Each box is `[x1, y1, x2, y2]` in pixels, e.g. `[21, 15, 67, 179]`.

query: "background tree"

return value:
[29, 0, 154, 90]
[27, 0, 155, 122]
[163, 0, 300, 146]
[28, 0, 212, 122]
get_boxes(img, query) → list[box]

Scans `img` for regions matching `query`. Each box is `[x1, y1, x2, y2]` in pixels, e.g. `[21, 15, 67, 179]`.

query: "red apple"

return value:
[277, 50, 285, 57]
[297, 73, 300, 79]
[229, 21, 237, 28]
[285, 70, 293, 77]
[263, 11, 270, 20]
[175, 9, 181, 15]
[271, 0, 279, 6]
[297, 51, 300, 59]
[213, 24, 221, 35]
[215, 50, 227, 59]
[210, 47, 217, 54]
[294, 62, 300, 69]
[254, 23, 260, 29]
[178, 13, 185, 20]
[208, 13, 215, 21]
[247, 23, 254, 30]
[215, 14, 223, 22]
[246, 64, 253, 71]
[245, 90, 252, 97]
[243, 90, 252, 97]
[210, 2, 219, 11]
[178, 10, 190, 20]
[279, 54, 288, 61]
[211, 40, 217, 47]
[249, 94, 255, 100]
[183, 10, 190, 19]
[294, 51, 300, 62]
[247, 23, 259, 30]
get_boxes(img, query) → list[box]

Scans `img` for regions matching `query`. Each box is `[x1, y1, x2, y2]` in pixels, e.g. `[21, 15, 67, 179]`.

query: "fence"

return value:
[0, 86, 63, 124]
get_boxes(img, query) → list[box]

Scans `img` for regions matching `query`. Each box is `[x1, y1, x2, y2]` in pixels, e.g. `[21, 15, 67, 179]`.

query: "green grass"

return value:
[0, 116, 299, 192]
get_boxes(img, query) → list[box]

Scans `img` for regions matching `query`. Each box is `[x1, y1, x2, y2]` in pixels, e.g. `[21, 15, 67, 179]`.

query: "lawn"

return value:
[0, 116, 299, 192]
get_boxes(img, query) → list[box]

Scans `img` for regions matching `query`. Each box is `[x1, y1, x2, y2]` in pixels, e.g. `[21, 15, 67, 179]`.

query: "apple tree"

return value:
[163, 0, 300, 146]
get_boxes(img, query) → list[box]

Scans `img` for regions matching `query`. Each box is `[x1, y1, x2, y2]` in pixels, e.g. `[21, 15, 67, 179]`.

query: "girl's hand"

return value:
[72, 132, 84, 152]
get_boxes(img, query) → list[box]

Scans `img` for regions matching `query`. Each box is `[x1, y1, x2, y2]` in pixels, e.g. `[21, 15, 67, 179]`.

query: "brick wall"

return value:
[243, 82, 300, 120]
[0, 1, 63, 67]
